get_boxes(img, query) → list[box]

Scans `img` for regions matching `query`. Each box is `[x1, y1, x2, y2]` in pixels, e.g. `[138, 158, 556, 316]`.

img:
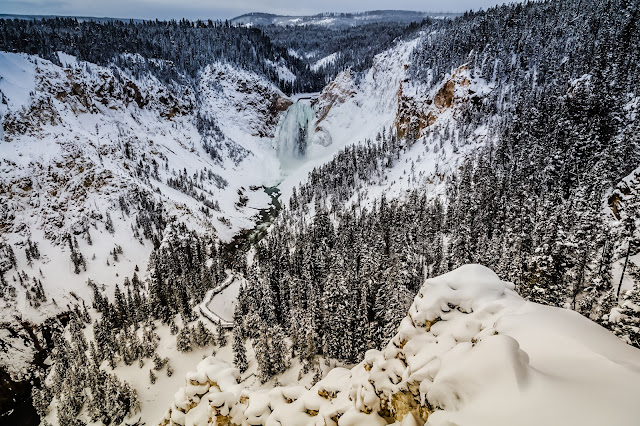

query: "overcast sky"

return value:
[2, 0, 516, 20]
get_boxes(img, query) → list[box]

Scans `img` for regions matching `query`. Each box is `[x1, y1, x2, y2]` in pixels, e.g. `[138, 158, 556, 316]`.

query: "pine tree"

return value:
[232, 325, 248, 373]
[254, 327, 272, 383]
[176, 326, 192, 352]
[194, 320, 213, 347]
[269, 325, 290, 377]
[105, 212, 115, 234]
[216, 323, 228, 347]
[609, 285, 640, 348]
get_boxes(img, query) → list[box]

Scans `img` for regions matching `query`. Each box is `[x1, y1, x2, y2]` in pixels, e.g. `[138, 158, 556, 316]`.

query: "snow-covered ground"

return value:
[311, 53, 339, 72]
[169, 265, 640, 426]
[36, 306, 234, 426]
[205, 281, 240, 324]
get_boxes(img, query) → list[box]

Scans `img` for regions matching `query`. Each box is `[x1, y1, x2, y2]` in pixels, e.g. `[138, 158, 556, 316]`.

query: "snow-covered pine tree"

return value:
[232, 324, 248, 373]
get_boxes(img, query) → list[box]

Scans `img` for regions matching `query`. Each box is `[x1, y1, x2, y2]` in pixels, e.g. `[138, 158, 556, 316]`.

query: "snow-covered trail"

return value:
[199, 272, 243, 328]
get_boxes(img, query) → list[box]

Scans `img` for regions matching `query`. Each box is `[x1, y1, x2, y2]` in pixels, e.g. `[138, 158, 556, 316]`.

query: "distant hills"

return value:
[0, 10, 459, 27]
[229, 10, 460, 27]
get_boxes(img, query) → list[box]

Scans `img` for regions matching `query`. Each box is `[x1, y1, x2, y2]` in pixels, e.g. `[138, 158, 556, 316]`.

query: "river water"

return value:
[223, 186, 282, 255]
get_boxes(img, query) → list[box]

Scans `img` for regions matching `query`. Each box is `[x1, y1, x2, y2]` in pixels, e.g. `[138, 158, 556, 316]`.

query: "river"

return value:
[220, 185, 282, 268]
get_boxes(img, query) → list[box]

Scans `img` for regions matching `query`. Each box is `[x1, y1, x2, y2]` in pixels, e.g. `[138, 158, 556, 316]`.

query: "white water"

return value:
[274, 98, 315, 171]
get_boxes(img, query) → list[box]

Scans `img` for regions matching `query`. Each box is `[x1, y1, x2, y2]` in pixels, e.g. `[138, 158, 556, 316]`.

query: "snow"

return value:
[161, 332, 346, 425]
[0, 52, 288, 373]
[287, 48, 300, 59]
[205, 280, 240, 324]
[0, 327, 35, 379]
[609, 164, 640, 292]
[310, 52, 339, 72]
[264, 59, 297, 83]
[0, 52, 36, 110]
[41, 311, 231, 426]
[171, 265, 640, 425]
[56, 51, 77, 67]
[6, 217, 152, 321]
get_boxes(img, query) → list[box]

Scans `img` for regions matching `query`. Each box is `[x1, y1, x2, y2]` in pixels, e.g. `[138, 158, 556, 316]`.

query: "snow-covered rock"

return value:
[169, 265, 640, 426]
[396, 64, 492, 140]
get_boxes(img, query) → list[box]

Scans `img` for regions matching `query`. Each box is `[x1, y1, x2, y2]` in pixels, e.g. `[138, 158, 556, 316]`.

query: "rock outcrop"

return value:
[395, 65, 489, 140]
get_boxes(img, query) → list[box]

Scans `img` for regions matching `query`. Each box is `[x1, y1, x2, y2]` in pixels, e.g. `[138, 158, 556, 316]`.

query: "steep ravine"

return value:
[0, 90, 316, 426]
[1, 314, 69, 426]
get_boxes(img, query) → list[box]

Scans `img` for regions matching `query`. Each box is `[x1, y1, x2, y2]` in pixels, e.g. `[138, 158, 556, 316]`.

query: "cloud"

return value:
[2, 0, 515, 20]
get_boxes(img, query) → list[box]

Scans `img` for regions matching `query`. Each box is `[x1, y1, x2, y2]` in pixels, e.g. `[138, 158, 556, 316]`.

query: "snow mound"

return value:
[166, 264, 640, 426]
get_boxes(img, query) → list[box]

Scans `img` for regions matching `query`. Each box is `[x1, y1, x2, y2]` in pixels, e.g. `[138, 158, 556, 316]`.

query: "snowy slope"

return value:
[310, 53, 340, 72]
[0, 51, 290, 373]
[167, 265, 640, 426]
[353, 63, 494, 207]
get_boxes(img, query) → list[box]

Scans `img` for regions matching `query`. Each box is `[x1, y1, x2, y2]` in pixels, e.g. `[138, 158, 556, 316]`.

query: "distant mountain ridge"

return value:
[0, 11, 458, 27]
[0, 14, 145, 23]
[230, 10, 460, 27]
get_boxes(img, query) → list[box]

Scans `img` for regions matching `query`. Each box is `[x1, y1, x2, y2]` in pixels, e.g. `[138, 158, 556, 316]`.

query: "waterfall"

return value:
[274, 99, 315, 170]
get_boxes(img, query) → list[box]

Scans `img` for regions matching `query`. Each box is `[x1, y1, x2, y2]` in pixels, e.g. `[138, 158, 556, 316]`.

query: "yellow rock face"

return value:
[395, 64, 475, 140]
[390, 390, 430, 424]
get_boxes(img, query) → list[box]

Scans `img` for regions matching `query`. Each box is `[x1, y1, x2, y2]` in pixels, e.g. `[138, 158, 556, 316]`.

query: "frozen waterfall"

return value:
[274, 99, 315, 170]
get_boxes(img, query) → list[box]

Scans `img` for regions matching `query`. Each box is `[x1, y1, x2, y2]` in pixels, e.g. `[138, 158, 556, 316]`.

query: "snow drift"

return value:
[164, 265, 640, 426]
